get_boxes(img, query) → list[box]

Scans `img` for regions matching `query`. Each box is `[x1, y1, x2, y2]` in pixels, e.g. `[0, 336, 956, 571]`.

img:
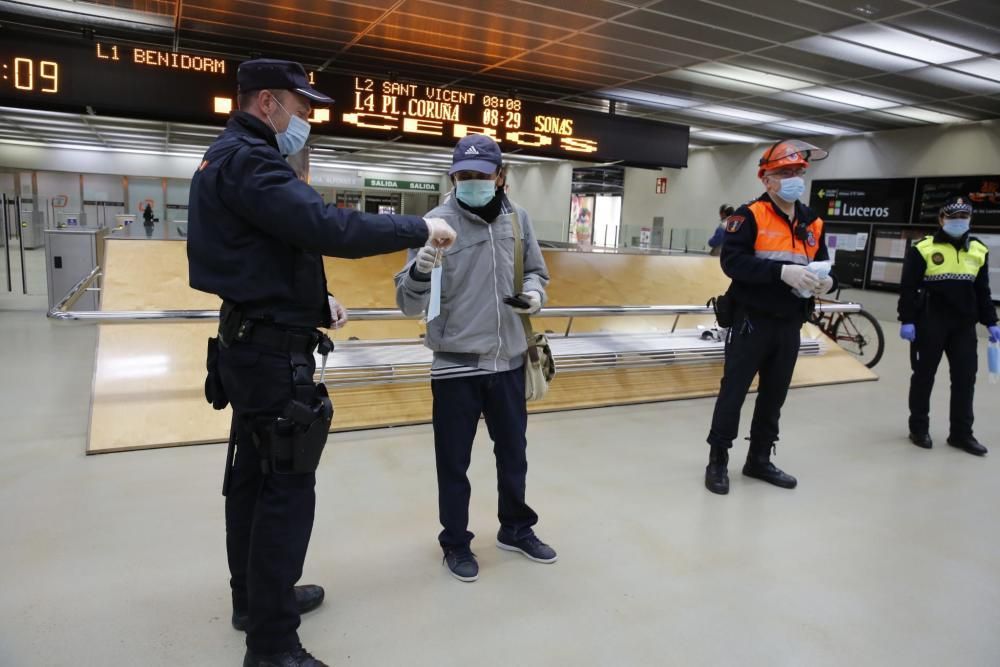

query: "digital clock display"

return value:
[1, 57, 59, 93]
[0, 32, 688, 168]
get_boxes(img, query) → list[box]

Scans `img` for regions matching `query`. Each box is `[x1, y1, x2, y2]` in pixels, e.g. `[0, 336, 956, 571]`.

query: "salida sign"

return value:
[809, 178, 915, 224]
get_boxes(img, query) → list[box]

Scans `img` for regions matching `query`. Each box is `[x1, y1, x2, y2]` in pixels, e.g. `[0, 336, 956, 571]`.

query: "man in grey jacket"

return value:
[395, 134, 557, 582]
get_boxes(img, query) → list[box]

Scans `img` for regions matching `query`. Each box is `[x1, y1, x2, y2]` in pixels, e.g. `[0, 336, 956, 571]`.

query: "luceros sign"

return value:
[836, 204, 891, 218]
[809, 178, 915, 224]
[364, 178, 440, 192]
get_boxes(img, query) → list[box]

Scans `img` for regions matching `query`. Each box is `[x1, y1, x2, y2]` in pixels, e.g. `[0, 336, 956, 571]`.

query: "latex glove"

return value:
[988, 325, 1000, 343]
[780, 264, 819, 293]
[424, 217, 457, 249]
[812, 275, 834, 295]
[511, 291, 542, 314]
[413, 245, 437, 276]
[900, 323, 916, 342]
[328, 295, 348, 329]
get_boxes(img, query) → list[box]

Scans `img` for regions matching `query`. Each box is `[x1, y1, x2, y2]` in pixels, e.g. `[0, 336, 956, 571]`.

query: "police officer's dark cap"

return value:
[940, 195, 973, 217]
[237, 59, 333, 104]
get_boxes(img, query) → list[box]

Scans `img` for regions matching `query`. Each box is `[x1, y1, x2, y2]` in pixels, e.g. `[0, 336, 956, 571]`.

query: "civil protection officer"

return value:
[187, 59, 456, 667]
[704, 140, 836, 495]
[395, 134, 556, 582]
[898, 196, 998, 455]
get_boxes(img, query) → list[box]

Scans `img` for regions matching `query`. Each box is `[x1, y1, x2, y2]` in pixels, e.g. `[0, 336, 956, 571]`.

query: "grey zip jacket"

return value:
[394, 194, 549, 376]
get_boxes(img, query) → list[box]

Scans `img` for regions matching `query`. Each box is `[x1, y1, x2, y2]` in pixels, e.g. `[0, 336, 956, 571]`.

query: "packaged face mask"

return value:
[427, 265, 442, 322]
[794, 260, 831, 298]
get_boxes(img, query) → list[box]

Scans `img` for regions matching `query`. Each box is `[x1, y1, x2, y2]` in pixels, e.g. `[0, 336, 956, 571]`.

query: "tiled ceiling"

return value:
[0, 106, 561, 175]
[1, 0, 999, 147]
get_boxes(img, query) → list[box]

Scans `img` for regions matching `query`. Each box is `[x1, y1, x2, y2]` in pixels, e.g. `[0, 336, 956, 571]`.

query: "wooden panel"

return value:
[87, 242, 874, 454]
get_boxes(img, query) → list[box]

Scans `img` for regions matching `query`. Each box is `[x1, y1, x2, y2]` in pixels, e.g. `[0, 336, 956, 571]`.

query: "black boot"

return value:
[705, 446, 730, 495]
[232, 585, 325, 632]
[742, 443, 797, 489]
[243, 646, 328, 667]
[947, 435, 988, 456]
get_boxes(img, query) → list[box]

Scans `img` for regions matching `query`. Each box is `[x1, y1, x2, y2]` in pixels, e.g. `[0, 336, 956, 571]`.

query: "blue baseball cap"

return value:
[449, 134, 502, 175]
[237, 58, 333, 104]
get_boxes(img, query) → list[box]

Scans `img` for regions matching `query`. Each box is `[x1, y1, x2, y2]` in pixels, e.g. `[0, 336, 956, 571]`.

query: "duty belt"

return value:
[232, 319, 322, 355]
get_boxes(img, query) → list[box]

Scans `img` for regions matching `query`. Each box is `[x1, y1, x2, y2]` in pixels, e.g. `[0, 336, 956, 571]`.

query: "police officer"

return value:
[899, 196, 998, 455]
[704, 140, 836, 495]
[187, 59, 456, 667]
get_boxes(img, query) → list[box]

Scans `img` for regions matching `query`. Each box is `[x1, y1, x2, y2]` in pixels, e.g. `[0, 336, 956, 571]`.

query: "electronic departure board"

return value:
[0, 33, 689, 168]
[914, 175, 1000, 227]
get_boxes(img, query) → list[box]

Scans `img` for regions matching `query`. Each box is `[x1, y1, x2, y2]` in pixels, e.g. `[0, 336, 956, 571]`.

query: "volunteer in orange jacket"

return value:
[704, 140, 837, 495]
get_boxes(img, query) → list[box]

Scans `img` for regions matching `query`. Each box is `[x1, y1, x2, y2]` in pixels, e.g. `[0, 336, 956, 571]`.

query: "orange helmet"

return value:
[757, 139, 828, 178]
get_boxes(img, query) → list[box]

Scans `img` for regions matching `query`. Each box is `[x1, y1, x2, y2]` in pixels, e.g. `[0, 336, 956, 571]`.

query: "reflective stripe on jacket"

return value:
[915, 235, 987, 282]
[748, 199, 824, 266]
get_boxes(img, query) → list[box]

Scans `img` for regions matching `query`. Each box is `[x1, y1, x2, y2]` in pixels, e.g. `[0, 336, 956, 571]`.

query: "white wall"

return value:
[1, 144, 202, 179]
[647, 119, 1000, 237]
[505, 161, 575, 242]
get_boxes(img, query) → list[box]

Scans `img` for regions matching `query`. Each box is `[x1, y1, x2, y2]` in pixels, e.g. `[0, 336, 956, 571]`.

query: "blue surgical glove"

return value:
[900, 323, 916, 342]
[988, 324, 1000, 343]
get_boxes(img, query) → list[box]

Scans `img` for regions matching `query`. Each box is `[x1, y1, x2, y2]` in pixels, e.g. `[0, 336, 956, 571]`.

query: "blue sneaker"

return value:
[443, 546, 479, 582]
[496, 532, 557, 564]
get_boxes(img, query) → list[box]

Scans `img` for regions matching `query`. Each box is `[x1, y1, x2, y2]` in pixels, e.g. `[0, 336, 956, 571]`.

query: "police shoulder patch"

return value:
[725, 215, 745, 233]
[931, 252, 945, 266]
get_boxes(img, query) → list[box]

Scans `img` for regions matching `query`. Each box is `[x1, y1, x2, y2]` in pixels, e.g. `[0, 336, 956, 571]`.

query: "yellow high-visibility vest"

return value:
[915, 235, 987, 282]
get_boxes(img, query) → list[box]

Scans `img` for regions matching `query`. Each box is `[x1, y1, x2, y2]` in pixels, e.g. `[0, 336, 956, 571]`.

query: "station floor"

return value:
[1, 295, 999, 667]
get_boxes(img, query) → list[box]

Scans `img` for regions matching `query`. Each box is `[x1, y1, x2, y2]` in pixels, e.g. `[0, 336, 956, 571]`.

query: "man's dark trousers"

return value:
[219, 340, 316, 655]
[707, 312, 802, 449]
[909, 315, 977, 439]
[431, 365, 539, 550]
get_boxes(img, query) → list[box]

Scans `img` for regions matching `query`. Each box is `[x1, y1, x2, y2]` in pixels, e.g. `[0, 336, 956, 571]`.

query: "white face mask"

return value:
[266, 97, 311, 156]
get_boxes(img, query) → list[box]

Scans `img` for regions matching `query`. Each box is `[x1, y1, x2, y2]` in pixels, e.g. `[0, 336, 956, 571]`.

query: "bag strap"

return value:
[509, 209, 537, 344]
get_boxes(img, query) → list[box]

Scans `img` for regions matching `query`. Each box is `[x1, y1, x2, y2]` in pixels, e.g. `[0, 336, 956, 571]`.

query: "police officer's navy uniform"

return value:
[187, 60, 430, 663]
[898, 214, 997, 453]
[706, 193, 835, 486]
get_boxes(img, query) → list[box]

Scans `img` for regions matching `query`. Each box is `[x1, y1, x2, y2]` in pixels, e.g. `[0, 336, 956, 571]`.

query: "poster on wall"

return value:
[823, 222, 873, 288]
[866, 225, 937, 291]
[569, 194, 595, 246]
[809, 178, 915, 224]
[913, 175, 1000, 227]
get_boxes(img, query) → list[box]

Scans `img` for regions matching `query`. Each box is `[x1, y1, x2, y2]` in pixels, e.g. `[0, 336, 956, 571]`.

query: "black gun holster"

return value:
[250, 349, 334, 475]
[708, 289, 735, 328]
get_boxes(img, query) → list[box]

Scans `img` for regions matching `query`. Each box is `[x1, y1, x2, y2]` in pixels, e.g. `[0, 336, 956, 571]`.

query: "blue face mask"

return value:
[777, 176, 806, 202]
[455, 179, 497, 208]
[942, 217, 970, 238]
[267, 98, 311, 156]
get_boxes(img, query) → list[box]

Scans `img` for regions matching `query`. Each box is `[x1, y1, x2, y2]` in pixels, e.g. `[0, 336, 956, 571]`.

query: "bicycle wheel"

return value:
[831, 309, 885, 368]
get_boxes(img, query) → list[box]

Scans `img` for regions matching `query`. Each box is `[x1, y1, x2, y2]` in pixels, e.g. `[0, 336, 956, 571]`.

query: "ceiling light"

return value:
[771, 120, 857, 135]
[690, 129, 768, 144]
[831, 24, 981, 65]
[880, 107, 969, 124]
[904, 66, 1000, 94]
[790, 35, 924, 72]
[795, 87, 897, 110]
[685, 105, 785, 124]
[687, 63, 814, 91]
[662, 70, 777, 95]
[774, 91, 865, 112]
[602, 88, 700, 109]
[948, 58, 1000, 81]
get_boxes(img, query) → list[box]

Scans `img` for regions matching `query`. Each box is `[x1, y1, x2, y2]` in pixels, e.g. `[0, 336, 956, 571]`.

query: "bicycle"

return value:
[810, 289, 885, 368]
